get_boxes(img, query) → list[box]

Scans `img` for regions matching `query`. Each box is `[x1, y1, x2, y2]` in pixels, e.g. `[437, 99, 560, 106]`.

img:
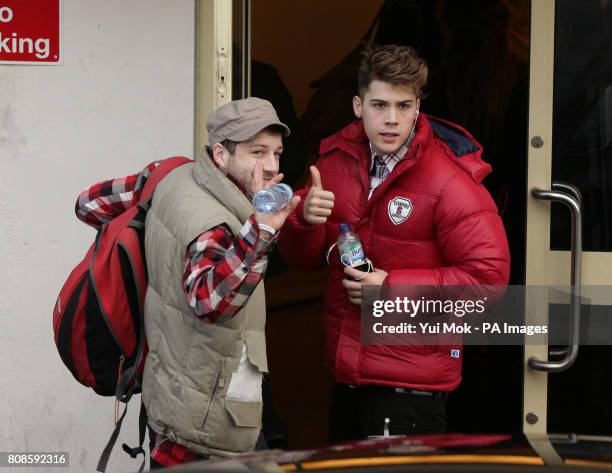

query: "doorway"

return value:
[245, 0, 531, 448]
[212, 0, 612, 453]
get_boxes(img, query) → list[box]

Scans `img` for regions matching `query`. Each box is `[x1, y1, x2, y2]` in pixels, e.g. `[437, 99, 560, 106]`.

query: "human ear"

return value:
[353, 95, 362, 119]
[212, 143, 227, 169]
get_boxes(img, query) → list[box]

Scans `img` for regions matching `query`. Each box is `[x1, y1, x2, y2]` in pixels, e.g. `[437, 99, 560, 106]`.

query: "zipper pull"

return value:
[218, 360, 225, 388]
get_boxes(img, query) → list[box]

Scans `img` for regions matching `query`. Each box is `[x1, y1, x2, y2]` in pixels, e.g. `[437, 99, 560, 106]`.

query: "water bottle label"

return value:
[343, 242, 366, 267]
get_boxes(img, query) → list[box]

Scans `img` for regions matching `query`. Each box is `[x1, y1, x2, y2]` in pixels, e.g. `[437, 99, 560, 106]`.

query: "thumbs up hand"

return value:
[303, 166, 335, 225]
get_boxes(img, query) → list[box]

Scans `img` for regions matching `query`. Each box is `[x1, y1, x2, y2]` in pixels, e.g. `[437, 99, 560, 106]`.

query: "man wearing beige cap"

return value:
[75, 98, 299, 468]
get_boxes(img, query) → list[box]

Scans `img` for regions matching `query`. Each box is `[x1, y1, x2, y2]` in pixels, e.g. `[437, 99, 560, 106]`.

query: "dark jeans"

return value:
[328, 383, 447, 443]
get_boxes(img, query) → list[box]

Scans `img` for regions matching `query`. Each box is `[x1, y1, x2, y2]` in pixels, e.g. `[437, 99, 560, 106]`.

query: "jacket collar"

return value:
[319, 114, 491, 184]
[192, 151, 254, 223]
[319, 119, 369, 163]
[319, 117, 432, 164]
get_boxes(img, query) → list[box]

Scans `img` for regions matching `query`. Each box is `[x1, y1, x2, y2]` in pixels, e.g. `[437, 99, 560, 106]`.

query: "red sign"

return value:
[0, 0, 61, 64]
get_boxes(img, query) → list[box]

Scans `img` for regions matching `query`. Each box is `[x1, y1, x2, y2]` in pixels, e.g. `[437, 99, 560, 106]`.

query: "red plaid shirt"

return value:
[76, 159, 276, 465]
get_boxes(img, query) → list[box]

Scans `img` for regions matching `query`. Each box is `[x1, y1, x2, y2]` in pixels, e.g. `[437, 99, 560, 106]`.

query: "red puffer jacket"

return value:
[278, 115, 510, 391]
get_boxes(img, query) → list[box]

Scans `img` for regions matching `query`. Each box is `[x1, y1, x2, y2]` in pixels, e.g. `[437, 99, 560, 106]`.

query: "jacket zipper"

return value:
[201, 360, 225, 428]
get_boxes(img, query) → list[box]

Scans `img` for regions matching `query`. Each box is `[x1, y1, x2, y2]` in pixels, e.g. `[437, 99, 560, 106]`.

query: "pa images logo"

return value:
[388, 196, 413, 225]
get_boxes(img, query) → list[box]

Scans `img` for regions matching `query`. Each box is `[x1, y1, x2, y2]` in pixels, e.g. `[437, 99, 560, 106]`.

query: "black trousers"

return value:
[328, 383, 447, 443]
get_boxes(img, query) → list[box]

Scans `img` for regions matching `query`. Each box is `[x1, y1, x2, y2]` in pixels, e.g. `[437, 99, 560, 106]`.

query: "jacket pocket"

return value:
[225, 399, 263, 428]
[202, 397, 262, 452]
[199, 359, 262, 453]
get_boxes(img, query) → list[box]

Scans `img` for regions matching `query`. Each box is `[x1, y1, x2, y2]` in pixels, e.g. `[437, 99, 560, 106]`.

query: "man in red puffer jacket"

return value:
[277, 45, 510, 441]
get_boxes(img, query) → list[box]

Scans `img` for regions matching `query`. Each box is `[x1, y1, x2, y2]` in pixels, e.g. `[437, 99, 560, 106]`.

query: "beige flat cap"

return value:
[206, 97, 290, 146]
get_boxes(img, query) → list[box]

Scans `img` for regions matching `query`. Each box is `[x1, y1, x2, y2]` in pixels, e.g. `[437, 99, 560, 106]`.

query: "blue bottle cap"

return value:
[339, 223, 352, 233]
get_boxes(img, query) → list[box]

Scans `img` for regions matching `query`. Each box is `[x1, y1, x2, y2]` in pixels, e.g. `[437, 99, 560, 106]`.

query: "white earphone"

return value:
[410, 109, 420, 136]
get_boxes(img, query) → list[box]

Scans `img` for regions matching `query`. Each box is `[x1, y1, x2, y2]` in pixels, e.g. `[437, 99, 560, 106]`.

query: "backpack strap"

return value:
[96, 398, 129, 472]
[121, 402, 147, 472]
[140, 156, 192, 202]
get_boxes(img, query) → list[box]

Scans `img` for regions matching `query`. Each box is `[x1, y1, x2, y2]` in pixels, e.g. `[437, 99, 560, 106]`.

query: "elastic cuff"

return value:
[293, 197, 310, 226]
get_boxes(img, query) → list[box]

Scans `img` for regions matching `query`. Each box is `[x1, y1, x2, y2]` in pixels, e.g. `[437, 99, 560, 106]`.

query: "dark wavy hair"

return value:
[358, 44, 429, 98]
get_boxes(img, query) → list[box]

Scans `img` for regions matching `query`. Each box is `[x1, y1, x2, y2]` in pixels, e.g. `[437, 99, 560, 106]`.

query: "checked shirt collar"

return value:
[368, 136, 412, 199]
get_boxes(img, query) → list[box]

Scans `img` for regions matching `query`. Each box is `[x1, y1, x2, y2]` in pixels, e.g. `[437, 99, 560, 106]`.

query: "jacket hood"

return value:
[319, 115, 492, 184]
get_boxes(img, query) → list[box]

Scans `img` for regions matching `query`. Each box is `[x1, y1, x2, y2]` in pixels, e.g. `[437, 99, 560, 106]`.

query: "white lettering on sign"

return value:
[0, 6, 13, 23]
[0, 32, 50, 59]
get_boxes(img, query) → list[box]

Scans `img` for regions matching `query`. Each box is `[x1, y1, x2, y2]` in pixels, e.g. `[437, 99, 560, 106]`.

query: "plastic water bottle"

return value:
[252, 183, 293, 213]
[337, 223, 370, 272]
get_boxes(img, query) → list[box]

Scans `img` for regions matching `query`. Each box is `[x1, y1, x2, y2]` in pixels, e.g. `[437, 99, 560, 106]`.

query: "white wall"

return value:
[0, 1, 194, 471]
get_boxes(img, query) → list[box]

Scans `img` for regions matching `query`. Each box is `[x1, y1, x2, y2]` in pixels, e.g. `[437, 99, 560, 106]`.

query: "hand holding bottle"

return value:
[342, 267, 389, 306]
[303, 166, 335, 224]
[251, 161, 300, 234]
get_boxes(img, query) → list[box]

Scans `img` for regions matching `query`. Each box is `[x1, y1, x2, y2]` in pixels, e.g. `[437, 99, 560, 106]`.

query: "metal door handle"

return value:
[552, 182, 583, 210]
[549, 346, 570, 357]
[528, 182, 582, 372]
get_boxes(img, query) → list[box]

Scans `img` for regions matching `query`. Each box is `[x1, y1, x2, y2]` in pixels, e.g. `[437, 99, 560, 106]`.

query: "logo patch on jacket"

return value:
[388, 197, 413, 225]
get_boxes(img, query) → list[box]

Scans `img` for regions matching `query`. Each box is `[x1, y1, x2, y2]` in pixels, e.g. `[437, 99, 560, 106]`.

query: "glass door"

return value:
[524, 0, 612, 464]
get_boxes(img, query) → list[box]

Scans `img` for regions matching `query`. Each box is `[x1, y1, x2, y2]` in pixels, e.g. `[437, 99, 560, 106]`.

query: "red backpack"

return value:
[52, 156, 191, 472]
